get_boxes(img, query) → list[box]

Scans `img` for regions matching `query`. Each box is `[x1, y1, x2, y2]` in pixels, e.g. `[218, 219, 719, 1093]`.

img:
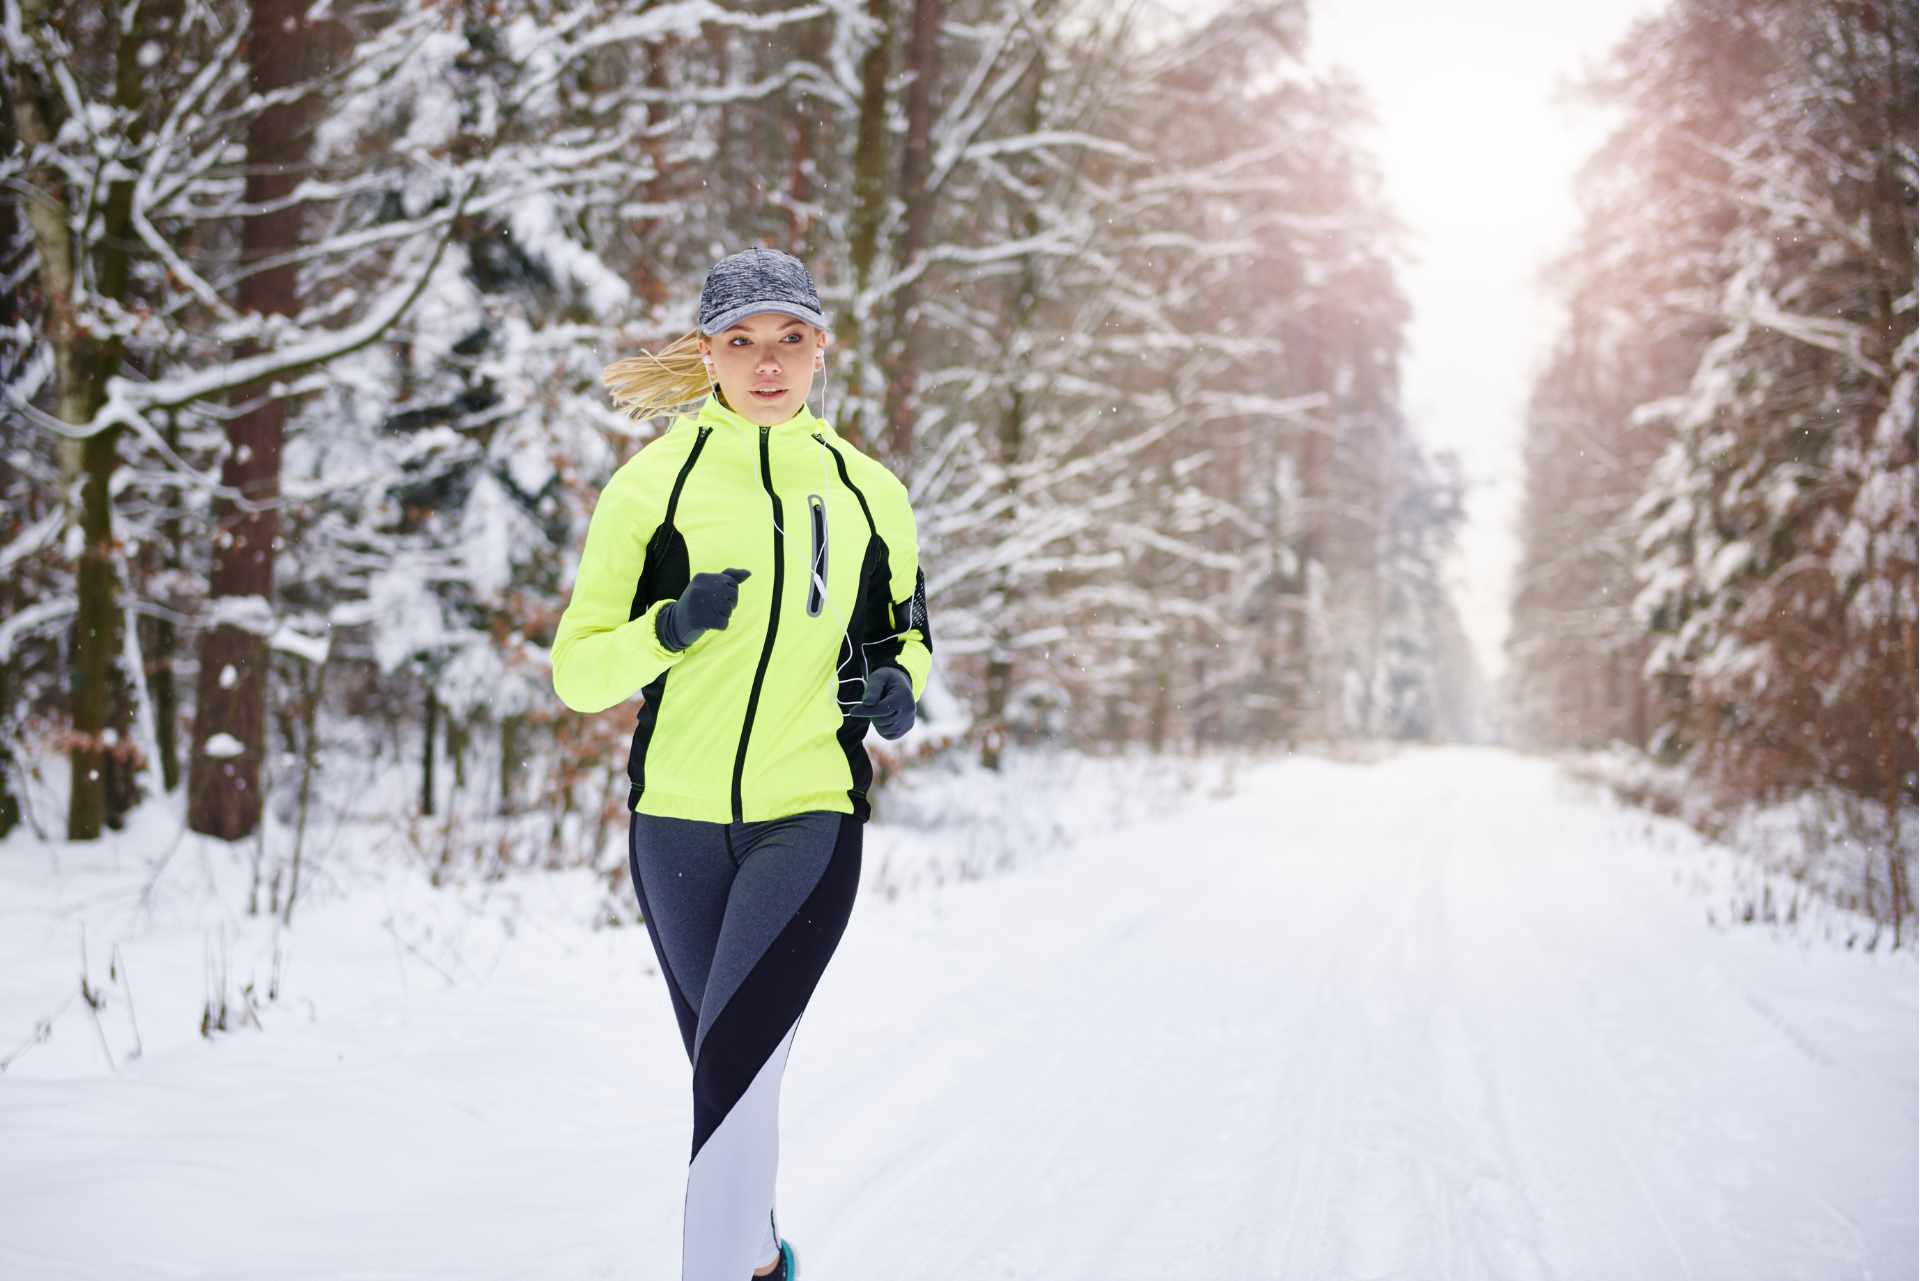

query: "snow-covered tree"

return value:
[1631, 0, 1915, 818]
[1512, 0, 1915, 930]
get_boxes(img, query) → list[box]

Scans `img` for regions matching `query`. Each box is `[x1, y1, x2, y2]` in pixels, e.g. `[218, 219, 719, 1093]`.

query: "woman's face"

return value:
[701, 314, 828, 426]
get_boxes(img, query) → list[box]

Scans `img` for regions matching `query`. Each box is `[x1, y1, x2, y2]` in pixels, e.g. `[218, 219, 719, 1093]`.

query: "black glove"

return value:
[850, 665, 916, 740]
[655, 568, 751, 652]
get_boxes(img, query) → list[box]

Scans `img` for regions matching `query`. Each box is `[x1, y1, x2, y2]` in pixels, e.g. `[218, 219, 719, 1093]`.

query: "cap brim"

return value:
[698, 301, 830, 336]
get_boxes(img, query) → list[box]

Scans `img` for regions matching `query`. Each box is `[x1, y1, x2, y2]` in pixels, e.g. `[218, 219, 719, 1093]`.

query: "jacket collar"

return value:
[694, 392, 829, 441]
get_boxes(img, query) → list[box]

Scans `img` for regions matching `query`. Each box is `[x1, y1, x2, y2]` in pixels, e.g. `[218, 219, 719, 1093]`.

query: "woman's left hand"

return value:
[850, 667, 916, 740]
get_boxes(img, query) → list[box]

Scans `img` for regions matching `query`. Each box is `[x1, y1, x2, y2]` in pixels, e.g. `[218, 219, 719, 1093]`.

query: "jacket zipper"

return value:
[732, 425, 784, 823]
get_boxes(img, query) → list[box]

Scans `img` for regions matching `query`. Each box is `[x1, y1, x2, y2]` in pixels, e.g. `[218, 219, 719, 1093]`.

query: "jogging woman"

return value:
[551, 247, 933, 1281]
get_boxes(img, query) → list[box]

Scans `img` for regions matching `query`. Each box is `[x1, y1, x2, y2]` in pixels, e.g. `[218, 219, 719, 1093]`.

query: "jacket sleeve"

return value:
[872, 472, 934, 702]
[550, 460, 685, 715]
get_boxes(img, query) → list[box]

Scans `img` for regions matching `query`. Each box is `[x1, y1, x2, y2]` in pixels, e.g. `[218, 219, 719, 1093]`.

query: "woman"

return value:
[551, 246, 933, 1281]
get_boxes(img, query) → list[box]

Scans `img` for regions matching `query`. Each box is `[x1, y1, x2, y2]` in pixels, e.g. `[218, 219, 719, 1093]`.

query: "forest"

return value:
[1506, 0, 1916, 939]
[2, 0, 1472, 866]
[2, 0, 1912, 937]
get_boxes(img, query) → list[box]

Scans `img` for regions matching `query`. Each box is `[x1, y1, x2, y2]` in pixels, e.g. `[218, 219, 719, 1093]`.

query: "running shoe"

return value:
[753, 1239, 797, 1280]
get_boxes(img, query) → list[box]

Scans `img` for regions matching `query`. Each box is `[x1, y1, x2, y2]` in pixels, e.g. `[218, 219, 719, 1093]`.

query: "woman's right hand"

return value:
[655, 568, 752, 651]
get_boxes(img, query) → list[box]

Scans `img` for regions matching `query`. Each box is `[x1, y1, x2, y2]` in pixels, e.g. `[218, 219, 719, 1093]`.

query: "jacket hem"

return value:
[632, 787, 857, 824]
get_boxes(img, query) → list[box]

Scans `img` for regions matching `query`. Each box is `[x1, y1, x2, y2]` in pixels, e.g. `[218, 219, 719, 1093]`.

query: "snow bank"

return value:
[0, 743, 1235, 1080]
[1565, 744, 1918, 951]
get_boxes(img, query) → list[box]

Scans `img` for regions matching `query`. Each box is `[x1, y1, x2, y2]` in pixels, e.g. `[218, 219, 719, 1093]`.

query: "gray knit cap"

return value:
[696, 247, 829, 335]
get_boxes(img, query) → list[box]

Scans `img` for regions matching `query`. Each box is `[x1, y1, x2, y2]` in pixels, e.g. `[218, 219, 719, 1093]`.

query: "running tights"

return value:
[628, 810, 862, 1280]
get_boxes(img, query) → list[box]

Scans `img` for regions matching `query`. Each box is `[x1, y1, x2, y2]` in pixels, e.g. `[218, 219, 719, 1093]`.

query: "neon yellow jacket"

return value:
[551, 394, 933, 823]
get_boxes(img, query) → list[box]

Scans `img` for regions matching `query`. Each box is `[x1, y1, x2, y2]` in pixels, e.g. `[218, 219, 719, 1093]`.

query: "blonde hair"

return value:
[601, 330, 711, 422]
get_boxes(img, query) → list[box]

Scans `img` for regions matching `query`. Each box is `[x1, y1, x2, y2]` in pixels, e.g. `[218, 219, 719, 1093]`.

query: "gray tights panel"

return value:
[629, 810, 843, 1071]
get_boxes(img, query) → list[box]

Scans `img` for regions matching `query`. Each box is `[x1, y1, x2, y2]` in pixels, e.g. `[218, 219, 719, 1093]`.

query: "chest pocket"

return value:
[805, 493, 828, 617]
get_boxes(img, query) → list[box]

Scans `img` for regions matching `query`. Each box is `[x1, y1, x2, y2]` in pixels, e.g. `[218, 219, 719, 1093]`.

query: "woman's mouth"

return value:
[750, 387, 786, 401]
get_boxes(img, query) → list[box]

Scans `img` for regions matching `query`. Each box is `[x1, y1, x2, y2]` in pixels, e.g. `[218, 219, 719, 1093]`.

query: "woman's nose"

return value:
[756, 349, 782, 374]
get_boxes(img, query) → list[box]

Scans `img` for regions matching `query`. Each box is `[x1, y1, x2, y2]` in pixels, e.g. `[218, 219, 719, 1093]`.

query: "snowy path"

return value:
[3, 747, 1913, 1280]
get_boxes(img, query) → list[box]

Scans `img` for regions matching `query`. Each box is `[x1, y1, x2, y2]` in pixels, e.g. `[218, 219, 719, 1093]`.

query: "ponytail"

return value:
[601, 330, 709, 422]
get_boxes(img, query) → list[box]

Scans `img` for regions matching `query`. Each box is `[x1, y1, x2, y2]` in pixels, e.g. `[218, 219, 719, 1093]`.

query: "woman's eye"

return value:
[782, 333, 802, 343]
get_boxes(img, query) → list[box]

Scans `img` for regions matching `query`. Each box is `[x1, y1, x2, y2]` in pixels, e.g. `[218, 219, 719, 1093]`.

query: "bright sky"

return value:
[1302, 0, 1664, 686]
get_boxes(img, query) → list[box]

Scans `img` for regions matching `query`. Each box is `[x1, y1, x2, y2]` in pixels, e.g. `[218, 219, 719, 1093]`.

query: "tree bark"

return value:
[979, 277, 1035, 771]
[144, 411, 184, 793]
[187, 0, 321, 839]
[8, 1, 162, 836]
[499, 714, 524, 816]
[421, 682, 438, 818]
[71, 427, 127, 836]
[978, 58, 1048, 771]
[881, 0, 941, 469]
[1147, 636, 1172, 756]
[7, 3, 91, 834]
[841, 0, 894, 448]
[0, 656, 15, 837]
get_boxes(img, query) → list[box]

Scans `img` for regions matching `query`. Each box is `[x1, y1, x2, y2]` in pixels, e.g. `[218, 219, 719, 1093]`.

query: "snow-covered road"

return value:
[3, 748, 1914, 1280]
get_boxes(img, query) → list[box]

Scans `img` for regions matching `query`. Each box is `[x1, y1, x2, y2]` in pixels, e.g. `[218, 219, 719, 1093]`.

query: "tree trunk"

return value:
[980, 652, 1011, 772]
[187, 0, 319, 839]
[1290, 340, 1330, 738]
[144, 411, 185, 792]
[448, 714, 468, 796]
[0, 102, 28, 837]
[627, 37, 676, 306]
[882, 0, 940, 469]
[978, 62, 1048, 772]
[781, 17, 828, 259]
[66, 428, 122, 838]
[499, 714, 524, 816]
[9, 0, 160, 837]
[10, 3, 87, 835]
[1147, 635, 1173, 755]
[283, 655, 326, 927]
[841, 0, 894, 448]
[421, 682, 438, 818]
[0, 655, 15, 837]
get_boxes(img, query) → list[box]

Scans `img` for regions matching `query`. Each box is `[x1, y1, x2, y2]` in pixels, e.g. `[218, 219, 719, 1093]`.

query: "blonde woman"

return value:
[552, 247, 933, 1280]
